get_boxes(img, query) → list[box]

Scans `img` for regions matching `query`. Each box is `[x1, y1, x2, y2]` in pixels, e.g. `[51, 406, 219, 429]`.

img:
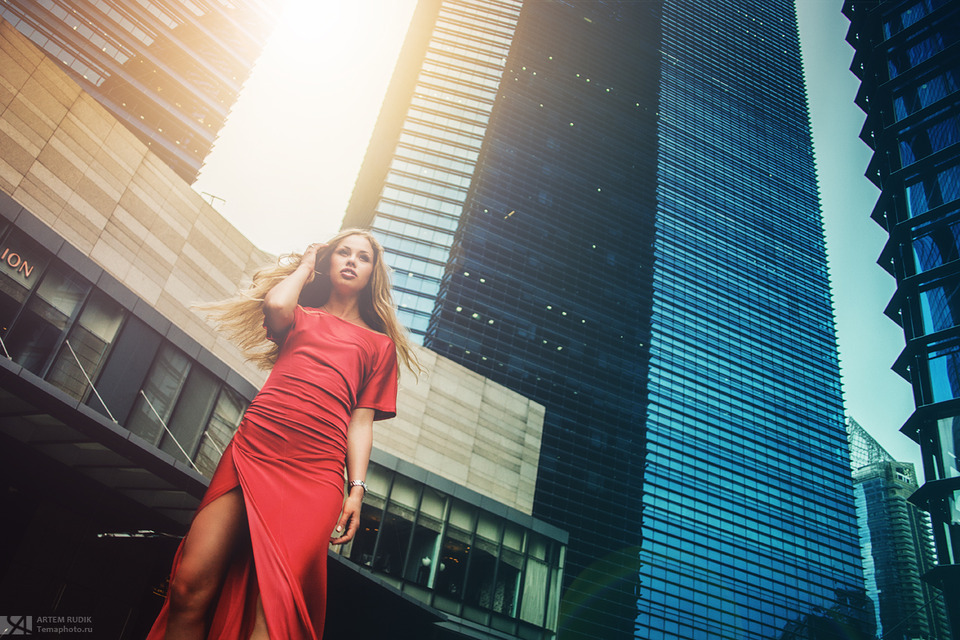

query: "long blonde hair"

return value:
[203, 229, 421, 376]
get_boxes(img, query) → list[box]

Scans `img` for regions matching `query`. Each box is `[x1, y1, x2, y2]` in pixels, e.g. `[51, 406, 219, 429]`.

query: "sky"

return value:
[193, 0, 922, 473]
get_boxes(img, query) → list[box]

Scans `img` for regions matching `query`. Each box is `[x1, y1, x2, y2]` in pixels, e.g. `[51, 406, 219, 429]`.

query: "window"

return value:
[927, 343, 960, 403]
[329, 463, 566, 633]
[46, 291, 125, 400]
[919, 277, 960, 334]
[434, 501, 476, 606]
[906, 163, 960, 218]
[375, 475, 420, 580]
[159, 365, 219, 463]
[464, 512, 503, 612]
[195, 386, 246, 475]
[127, 345, 191, 445]
[7, 266, 89, 374]
[407, 487, 446, 587]
[520, 533, 551, 625]
[912, 220, 960, 274]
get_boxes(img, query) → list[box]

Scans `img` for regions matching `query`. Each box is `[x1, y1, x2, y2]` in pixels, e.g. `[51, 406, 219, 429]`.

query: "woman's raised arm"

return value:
[263, 243, 323, 338]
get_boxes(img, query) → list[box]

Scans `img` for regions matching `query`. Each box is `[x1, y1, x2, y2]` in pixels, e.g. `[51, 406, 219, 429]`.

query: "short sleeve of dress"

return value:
[263, 304, 303, 345]
[357, 340, 399, 421]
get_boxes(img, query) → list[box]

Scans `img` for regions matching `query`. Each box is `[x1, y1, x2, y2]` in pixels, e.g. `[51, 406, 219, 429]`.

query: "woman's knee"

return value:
[166, 489, 245, 620]
[167, 571, 217, 619]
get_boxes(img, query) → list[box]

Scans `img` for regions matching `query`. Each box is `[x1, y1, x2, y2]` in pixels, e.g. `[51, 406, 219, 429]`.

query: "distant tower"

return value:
[847, 417, 951, 638]
[844, 0, 960, 627]
[0, 0, 279, 182]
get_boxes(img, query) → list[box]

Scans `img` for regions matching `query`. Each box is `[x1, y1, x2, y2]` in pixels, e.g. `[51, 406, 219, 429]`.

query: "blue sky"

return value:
[194, 0, 923, 473]
[797, 1, 920, 468]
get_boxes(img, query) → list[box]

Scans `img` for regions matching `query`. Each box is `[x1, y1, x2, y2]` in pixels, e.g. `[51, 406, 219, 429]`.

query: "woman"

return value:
[147, 229, 420, 640]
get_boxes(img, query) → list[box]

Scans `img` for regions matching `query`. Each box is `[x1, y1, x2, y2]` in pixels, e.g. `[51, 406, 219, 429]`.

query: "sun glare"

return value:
[276, 0, 348, 43]
[193, 0, 417, 254]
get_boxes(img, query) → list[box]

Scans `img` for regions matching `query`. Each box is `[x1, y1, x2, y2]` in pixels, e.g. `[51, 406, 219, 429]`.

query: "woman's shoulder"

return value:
[305, 305, 394, 344]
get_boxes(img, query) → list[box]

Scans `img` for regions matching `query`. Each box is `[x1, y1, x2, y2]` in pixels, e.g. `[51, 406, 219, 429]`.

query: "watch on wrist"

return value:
[349, 479, 367, 494]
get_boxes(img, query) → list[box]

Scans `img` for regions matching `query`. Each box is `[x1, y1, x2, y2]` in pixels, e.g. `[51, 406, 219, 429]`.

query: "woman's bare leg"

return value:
[250, 595, 270, 640]
[164, 488, 247, 639]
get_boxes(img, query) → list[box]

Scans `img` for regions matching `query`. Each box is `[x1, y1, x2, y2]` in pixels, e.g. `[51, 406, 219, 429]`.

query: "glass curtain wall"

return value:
[845, 0, 960, 628]
[357, 0, 522, 340]
[641, 0, 872, 635]
[424, 2, 659, 637]
[333, 462, 565, 639]
[0, 223, 247, 477]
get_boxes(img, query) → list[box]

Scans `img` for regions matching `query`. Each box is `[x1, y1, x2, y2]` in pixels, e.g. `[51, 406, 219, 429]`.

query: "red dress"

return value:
[147, 305, 398, 639]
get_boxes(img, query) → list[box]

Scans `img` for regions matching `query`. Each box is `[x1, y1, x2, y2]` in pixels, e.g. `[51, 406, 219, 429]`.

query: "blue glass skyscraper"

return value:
[346, 1, 873, 637]
[844, 0, 960, 630]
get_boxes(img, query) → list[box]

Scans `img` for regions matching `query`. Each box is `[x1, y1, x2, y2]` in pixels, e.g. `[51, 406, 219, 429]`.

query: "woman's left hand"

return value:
[330, 491, 362, 545]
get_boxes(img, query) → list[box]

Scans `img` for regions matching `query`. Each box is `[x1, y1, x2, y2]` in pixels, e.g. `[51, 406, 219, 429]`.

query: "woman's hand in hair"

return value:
[263, 242, 326, 337]
[300, 242, 327, 283]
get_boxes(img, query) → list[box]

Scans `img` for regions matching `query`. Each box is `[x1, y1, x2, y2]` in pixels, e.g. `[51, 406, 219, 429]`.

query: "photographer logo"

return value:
[2, 616, 33, 635]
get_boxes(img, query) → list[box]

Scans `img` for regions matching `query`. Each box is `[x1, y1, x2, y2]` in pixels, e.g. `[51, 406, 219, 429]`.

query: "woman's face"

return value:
[327, 234, 375, 294]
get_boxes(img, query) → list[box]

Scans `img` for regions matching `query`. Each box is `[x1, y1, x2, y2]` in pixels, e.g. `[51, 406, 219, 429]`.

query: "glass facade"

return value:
[844, 0, 960, 628]
[331, 459, 565, 639]
[426, 3, 657, 638]
[634, 1, 871, 637]
[0, 0, 279, 182]
[347, 1, 874, 638]
[0, 205, 251, 478]
[847, 418, 951, 638]
[344, 0, 523, 339]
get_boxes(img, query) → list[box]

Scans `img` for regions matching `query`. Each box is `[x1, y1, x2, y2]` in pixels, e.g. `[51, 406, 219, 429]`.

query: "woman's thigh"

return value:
[173, 488, 248, 597]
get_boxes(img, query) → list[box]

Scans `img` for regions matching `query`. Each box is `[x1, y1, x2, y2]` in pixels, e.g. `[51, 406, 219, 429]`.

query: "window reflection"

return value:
[376, 475, 419, 580]
[927, 342, 960, 403]
[436, 501, 475, 604]
[46, 291, 124, 399]
[919, 278, 960, 334]
[893, 69, 958, 121]
[912, 220, 960, 274]
[127, 344, 191, 445]
[905, 163, 960, 219]
[408, 487, 445, 587]
[937, 416, 960, 479]
[8, 266, 89, 374]
[159, 365, 218, 462]
[520, 533, 550, 625]
[196, 386, 246, 475]
[465, 512, 503, 612]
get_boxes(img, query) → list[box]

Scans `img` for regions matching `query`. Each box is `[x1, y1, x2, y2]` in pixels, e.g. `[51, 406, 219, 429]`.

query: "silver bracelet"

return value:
[349, 479, 367, 494]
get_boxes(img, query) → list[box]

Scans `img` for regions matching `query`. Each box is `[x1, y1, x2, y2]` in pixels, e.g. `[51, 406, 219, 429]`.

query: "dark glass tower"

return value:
[847, 417, 951, 638]
[346, 1, 873, 637]
[0, 0, 279, 183]
[843, 0, 960, 629]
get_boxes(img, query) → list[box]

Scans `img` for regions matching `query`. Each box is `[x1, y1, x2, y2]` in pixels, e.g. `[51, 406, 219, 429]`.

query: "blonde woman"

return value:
[147, 230, 419, 640]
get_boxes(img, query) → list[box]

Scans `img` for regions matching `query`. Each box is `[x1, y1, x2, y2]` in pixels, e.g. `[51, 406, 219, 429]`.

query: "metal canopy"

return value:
[0, 355, 206, 527]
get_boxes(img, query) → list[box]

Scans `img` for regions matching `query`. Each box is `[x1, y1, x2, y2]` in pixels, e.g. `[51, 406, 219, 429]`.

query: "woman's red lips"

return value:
[341, 268, 356, 278]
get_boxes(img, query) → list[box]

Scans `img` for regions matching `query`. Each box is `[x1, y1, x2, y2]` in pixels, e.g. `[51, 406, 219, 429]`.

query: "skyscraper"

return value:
[346, 0, 523, 338]
[0, 0, 279, 183]
[847, 417, 951, 638]
[843, 0, 960, 629]
[346, 1, 873, 637]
